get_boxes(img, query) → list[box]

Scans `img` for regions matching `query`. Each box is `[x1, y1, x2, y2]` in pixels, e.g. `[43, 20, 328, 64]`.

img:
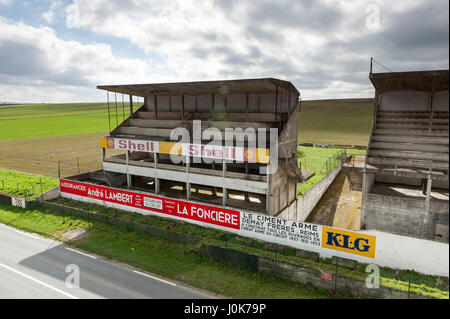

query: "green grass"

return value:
[0, 167, 59, 199]
[299, 101, 373, 145]
[0, 202, 328, 299]
[50, 197, 449, 299]
[297, 146, 366, 195]
[0, 102, 140, 140]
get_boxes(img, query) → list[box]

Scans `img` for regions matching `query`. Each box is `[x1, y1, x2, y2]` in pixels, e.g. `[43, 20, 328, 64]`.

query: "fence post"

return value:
[58, 160, 61, 179]
[77, 157, 80, 174]
[115, 216, 118, 239]
[147, 223, 150, 249]
[183, 223, 186, 255]
[39, 177, 44, 215]
[334, 259, 338, 298]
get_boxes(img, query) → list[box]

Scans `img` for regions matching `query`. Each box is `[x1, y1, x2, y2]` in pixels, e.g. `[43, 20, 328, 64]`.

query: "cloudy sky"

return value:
[0, 0, 448, 103]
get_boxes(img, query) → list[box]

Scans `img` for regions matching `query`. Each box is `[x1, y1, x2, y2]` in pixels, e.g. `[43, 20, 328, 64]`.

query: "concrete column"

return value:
[126, 150, 131, 188]
[266, 165, 270, 214]
[154, 152, 159, 194]
[425, 177, 432, 212]
[129, 95, 133, 118]
[101, 148, 105, 160]
[186, 156, 191, 199]
[222, 159, 227, 206]
[153, 95, 158, 119]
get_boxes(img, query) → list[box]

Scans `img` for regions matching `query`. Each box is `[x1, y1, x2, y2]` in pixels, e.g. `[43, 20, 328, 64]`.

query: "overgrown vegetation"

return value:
[0, 167, 58, 199]
[297, 146, 366, 194]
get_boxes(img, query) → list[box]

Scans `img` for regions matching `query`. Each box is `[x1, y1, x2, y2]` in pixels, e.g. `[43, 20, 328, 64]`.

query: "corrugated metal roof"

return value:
[97, 78, 300, 96]
[370, 70, 449, 92]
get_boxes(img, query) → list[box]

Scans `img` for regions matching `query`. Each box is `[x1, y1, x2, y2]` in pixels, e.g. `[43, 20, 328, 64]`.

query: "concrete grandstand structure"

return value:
[361, 70, 449, 243]
[90, 78, 305, 216]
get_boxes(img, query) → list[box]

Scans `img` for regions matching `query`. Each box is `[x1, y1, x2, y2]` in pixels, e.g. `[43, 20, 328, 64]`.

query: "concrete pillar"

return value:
[129, 95, 133, 118]
[425, 177, 432, 212]
[266, 165, 270, 214]
[154, 152, 159, 194]
[101, 148, 105, 160]
[126, 150, 131, 188]
[186, 156, 191, 199]
[222, 160, 227, 206]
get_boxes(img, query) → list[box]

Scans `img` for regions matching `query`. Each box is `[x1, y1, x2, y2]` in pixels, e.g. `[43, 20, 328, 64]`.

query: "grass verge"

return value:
[50, 197, 449, 299]
[0, 167, 59, 199]
[297, 146, 366, 195]
[0, 202, 329, 299]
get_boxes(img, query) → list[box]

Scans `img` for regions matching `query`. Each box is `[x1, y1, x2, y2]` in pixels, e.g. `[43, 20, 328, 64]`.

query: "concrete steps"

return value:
[374, 129, 449, 137]
[371, 134, 449, 144]
[377, 117, 449, 124]
[128, 119, 182, 128]
[367, 157, 449, 170]
[376, 122, 448, 130]
[115, 126, 173, 138]
[368, 149, 449, 162]
[370, 141, 449, 153]
[377, 111, 449, 119]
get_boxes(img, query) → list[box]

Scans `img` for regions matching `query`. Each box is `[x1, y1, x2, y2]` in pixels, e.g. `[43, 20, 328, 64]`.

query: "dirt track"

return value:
[0, 132, 111, 177]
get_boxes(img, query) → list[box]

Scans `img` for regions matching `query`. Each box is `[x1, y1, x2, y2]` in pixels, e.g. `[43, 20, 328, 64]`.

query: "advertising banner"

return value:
[60, 179, 376, 259]
[60, 179, 240, 229]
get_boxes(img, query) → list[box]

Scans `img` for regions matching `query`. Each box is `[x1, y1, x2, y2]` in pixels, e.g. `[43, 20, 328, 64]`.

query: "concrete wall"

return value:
[202, 245, 432, 299]
[362, 193, 449, 242]
[296, 163, 342, 222]
[434, 90, 449, 112]
[36, 186, 61, 201]
[60, 179, 449, 276]
[146, 93, 297, 113]
[379, 91, 429, 112]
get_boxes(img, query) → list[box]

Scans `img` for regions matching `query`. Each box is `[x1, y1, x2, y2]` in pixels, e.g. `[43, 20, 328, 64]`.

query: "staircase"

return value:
[111, 108, 276, 144]
[367, 111, 449, 173]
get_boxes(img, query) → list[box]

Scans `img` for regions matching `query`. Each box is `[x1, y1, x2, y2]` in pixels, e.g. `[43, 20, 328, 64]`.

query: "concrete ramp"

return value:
[306, 171, 362, 230]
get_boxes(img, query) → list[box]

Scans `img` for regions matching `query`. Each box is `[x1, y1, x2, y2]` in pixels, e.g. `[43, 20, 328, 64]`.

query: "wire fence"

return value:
[1, 192, 443, 299]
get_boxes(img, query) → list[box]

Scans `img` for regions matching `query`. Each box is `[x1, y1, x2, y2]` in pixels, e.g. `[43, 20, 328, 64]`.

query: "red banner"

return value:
[60, 179, 240, 229]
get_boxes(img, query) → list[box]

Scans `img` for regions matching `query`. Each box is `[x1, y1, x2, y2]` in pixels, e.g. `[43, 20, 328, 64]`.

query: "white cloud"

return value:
[0, 18, 167, 102]
[0, 0, 448, 102]
[0, 0, 11, 6]
[42, 0, 63, 24]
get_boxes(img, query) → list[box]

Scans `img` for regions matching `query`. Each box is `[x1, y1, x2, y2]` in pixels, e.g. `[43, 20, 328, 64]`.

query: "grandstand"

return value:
[89, 78, 304, 215]
[362, 70, 449, 242]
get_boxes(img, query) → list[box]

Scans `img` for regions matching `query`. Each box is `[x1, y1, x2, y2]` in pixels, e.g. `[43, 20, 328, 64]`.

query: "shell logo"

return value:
[244, 148, 255, 162]
[107, 138, 115, 148]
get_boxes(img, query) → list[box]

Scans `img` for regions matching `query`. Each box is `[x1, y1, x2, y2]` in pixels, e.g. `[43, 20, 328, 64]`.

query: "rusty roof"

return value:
[97, 78, 300, 97]
[370, 70, 449, 92]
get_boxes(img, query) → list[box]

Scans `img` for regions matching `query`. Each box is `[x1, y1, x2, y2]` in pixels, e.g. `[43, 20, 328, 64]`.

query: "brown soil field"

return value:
[0, 131, 120, 178]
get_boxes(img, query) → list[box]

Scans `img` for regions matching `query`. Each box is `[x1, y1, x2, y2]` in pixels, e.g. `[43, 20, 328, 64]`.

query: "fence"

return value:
[299, 151, 346, 176]
[2, 193, 445, 298]
[201, 244, 432, 299]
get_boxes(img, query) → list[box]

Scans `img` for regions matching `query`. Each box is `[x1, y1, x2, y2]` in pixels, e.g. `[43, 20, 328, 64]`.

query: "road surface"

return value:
[0, 222, 218, 299]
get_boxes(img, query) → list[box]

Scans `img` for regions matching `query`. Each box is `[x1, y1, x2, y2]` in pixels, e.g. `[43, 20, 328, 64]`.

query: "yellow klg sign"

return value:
[322, 227, 376, 258]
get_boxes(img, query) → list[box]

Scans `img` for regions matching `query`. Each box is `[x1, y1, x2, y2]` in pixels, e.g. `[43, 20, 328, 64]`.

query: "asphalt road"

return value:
[0, 223, 218, 299]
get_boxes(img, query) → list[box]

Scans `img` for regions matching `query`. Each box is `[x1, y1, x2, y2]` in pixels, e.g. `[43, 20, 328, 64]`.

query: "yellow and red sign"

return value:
[100, 137, 269, 163]
[321, 227, 376, 258]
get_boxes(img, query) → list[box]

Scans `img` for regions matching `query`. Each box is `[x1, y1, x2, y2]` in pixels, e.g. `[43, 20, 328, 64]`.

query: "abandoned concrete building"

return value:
[362, 70, 449, 243]
[91, 78, 304, 216]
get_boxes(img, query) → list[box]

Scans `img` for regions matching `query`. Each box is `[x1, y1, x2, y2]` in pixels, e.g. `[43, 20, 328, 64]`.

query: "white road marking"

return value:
[13, 229, 41, 240]
[65, 247, 97, 259]
[0, 262, 79, 299]
[133, 270, 177, 287]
